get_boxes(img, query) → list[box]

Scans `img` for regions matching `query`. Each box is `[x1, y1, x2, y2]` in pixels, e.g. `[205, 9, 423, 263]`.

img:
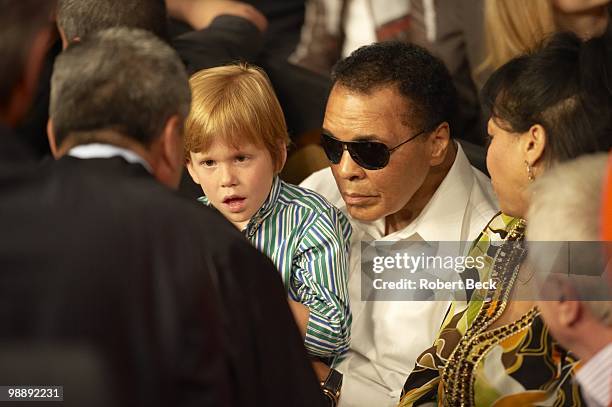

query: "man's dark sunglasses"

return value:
[320, 129, 428, 170]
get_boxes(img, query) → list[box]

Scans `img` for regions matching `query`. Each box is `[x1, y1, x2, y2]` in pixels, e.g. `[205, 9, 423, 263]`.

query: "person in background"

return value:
[301, 41, 498, 407]
[479, 0, 611, 76]
[604, 154, 612, 289]
[3, 25, 327, 406]
[527, 154, 612, 407]
[399, 32, 611, 407]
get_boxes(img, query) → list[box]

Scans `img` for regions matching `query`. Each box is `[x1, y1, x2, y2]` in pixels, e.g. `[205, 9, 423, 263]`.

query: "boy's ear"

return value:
[276, 140, 288, 173]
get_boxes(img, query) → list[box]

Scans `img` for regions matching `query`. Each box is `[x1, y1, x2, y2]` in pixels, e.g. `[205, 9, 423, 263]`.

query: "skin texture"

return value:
[553, 0, 610, 39]
[324, 84, 452, 234]
[2, 27, 54, 126]
[537, 277, 612, 363]
[553, 0, 610, 13]
[188, 140, 310, 345]
[187, 140, 276, 230]
[484, 116, 546, 330]
[485, 118, 545, 219]
[166, 0, 268, 32]
[48, 115, 186, 190]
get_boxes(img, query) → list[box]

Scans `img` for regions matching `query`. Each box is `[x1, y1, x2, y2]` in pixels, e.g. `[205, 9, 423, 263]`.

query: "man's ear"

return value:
[6, 26, 54, 126]
[162, 114, 184, 162]
[523, 124, 547, 169]
[57, 23, 82, 50]
[47, 118, 60, 158]
[156, 114, 185, 189]
[428, 122, 450, 166]
[57, 25, 69, 49]
[275, 139, 288, 173]
[556, 281, 581, 327]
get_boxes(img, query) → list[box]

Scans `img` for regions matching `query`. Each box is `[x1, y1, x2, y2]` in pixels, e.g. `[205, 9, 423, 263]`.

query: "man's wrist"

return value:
[320, 368, 342, 407]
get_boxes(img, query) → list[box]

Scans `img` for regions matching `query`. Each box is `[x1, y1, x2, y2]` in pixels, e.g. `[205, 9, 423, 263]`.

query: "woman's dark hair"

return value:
[482, 32, 611, 165]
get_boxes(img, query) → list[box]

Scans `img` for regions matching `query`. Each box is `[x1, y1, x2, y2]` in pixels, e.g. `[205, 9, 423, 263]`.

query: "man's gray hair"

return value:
[527, 153, 611, 325]
[50, 27, 191, 147]
[57, 0, 168, 42]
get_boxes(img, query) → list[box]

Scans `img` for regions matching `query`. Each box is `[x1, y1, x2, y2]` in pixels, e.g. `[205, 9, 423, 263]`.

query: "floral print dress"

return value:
[399, 213, 584, 407]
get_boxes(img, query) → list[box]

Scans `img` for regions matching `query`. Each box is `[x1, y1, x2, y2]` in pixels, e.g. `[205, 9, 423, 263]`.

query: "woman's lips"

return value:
[223, 197, 246, 212]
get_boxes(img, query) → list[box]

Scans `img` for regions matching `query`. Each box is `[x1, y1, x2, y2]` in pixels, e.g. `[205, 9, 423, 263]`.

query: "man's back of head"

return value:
[57, 0, 168, 47]
[0, 25, 232, 407]
[49, 27, 190, 187]
[528, 154, 612, 358]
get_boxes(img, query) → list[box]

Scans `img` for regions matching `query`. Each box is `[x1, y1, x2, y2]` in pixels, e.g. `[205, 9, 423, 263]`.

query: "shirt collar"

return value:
[198, 175, 282, 236]
[575, 342, 612, 407]
[349, 142, 475, 243]
[67, 143, 152, 173]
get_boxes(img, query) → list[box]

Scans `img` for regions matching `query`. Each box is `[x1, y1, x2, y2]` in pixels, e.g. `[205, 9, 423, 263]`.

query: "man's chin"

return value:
[346, 204, 385, 222]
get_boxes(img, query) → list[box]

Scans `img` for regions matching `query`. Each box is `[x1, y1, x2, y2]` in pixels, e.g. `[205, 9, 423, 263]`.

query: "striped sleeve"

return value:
[291, 205, 352, 361]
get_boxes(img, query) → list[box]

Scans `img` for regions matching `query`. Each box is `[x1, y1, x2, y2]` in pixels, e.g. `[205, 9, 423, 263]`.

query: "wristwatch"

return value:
[320, 368, 343, 407]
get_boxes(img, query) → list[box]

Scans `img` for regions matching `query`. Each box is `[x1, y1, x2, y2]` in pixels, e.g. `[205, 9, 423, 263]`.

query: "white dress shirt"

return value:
[68, 143, 152, 172]
[575, 343, 612, 407]
[301, 143, 498, 407]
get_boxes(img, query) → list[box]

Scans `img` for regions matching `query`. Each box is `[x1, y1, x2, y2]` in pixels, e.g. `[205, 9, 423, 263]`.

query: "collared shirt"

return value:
[300, 142, 498, 407]
[68, 143, 152, 172]
[576, 343, 612, 407]
[199, 176, 352, 361]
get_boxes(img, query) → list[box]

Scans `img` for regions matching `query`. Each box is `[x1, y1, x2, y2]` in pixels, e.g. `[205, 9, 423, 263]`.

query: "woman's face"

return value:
[553, 0, 610, 13]
[486, 118, 533, 218]
[553, 0, 610, 38]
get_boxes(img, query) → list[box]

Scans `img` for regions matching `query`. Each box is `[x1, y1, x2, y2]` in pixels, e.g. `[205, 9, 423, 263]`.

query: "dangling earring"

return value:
[525, 160, 535, 182]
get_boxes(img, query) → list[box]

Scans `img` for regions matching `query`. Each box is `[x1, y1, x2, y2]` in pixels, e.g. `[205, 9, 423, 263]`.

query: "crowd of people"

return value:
[1, 0, 611, 406]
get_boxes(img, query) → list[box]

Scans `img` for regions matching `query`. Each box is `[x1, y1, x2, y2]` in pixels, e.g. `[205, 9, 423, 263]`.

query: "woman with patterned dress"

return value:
[398, 32, 612, 406]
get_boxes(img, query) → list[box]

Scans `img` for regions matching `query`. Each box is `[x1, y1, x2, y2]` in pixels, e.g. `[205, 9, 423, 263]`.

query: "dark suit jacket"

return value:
[0, 130, 326, 407]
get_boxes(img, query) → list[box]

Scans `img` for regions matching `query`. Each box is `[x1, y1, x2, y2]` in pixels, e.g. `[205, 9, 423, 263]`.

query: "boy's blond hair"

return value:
[185, 62, 289, 170]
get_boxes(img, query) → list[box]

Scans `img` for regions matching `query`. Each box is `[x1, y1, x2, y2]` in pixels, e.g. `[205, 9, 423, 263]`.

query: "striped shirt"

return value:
[199, 176, 352, 361]
[575, 343, 612, 407]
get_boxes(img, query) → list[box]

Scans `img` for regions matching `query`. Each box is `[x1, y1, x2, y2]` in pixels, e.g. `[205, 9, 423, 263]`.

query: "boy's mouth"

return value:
[222, 195, 246, 212]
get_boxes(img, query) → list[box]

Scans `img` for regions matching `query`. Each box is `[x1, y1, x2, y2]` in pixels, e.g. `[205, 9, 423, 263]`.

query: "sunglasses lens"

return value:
[321, 134, 344, 164]
[350, 142, 390, 170]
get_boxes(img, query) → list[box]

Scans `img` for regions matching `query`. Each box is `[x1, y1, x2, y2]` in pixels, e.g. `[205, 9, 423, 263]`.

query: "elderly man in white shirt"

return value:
[301, 41, 497, 407]
[528, 154, 612, 407]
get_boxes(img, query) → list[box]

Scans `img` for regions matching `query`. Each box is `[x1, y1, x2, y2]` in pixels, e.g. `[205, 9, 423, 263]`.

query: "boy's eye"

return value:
[235, 155, 249, 163]
[200, 159, 215, 167]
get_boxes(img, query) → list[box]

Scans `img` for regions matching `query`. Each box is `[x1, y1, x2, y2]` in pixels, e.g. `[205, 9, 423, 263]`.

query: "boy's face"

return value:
[187, 140, 276, 230]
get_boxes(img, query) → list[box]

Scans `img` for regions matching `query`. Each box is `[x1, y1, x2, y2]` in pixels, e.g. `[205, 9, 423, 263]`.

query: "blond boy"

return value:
[185, 63, 352, 364]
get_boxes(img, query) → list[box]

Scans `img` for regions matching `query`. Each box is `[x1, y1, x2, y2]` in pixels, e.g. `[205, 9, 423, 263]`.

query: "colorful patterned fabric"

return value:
[199, 176, 352, 361]
[399, 212, 584, 406]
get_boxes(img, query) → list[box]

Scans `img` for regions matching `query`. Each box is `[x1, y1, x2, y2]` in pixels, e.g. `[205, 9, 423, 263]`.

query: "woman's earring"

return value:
[525, 160, 535, 182]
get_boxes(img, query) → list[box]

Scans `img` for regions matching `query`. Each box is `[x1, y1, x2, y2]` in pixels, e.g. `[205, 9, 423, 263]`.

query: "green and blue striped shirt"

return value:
[199, 176, 352, 361]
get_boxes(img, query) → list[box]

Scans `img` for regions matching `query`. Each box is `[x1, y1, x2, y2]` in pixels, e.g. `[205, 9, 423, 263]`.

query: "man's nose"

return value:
[336, 150, 365, 181]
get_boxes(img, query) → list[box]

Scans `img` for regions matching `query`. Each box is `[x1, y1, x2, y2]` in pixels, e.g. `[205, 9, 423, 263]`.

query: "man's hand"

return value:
[167, 0, 268, 32]
[287, 299, 310, 338]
